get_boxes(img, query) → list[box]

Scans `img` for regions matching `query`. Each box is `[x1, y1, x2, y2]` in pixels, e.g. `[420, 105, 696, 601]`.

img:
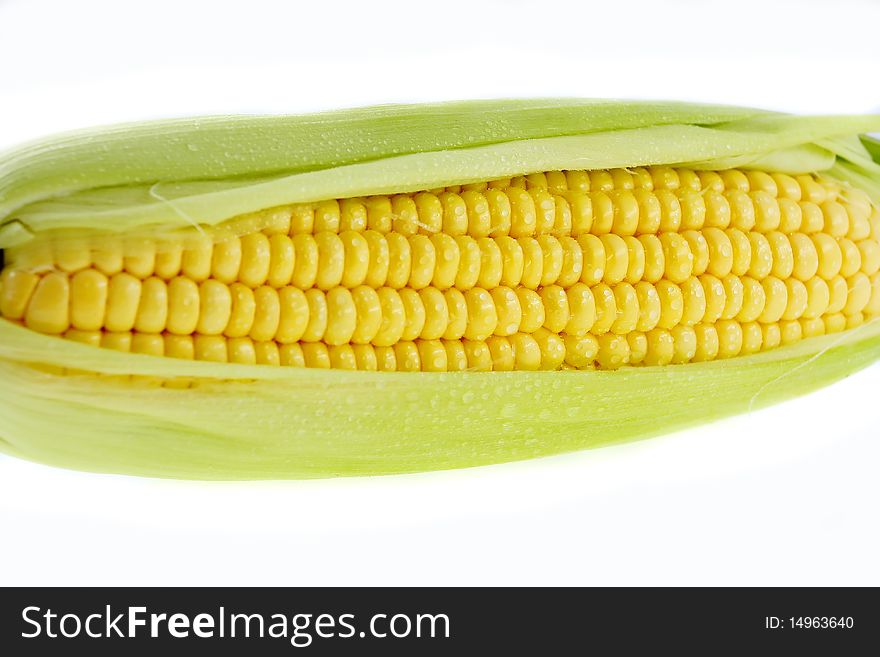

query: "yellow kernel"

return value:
[771, 173, 801, 200]
[211, 237, 242, 284]
[741, 322, 763, 354]
[131, 333, 165, 357]
[746, 171, 778, 195]
[781, 279, 808, 320]
[823, 313, 847, 334]
[463, 339, 492, 371]
[447, 236, 476, 290]
[276, 286, 309, 343]
[385, 233, 412, 289]
[557, 237, 583, 287]
[314, 200, 341, 232]
[133, 277, 167, 334]
[746, 233, 772, 279]
[750, 191, 780, 232]
[634, 188, 662, 234]
[780, 320, 803, 345]
[476, 237, 503, 289]
[720, 170, 749, 191]
[699, 274, 726, 324]
[267, 234, 295, 288]
[821, 201, 850, 237]
[703, 227, 733, 277]
[705, 191, 732, 229]
[800, 317, 826, 339]
[518, 237, 543, 289]
[391, 195, 419, 235]
[789, 233, 819, 281]
[655, 189, 682, 232]
[844, 273, 871, 315]
[166, 276, 200, 335]
[644, 328, 675, 366]
[515, 288, 545, 333]
[299, 288, 328, 342]
[676, 234, 708, 281]
[659, 233, 693, 283]
[398, 288, 426, 342]
[761, 323, 782, 351]
[715, 320, 743, 359]
[798, 175, 828, 204]
[725, 228, 752, 276]
[302, 342, 331, 369]
[538, 235, 564, 286]
[507, 187, 537, 237]
[650, 167, 679, 190]
[197, 280, 233, 336]
[578, 234, 605, 285]
[590, 191, 614, 234]
[91, 236, 124, 276]
[737, 276, 766, 322]
[857, 240, 880, 275]
[680, 276, 707, 326]
[165, 335, 194, 360]
[591, 283, 617, 334]
[803, 278, 830, 319]
[679, 190, 706, 230]
[463, 288, 497, 341]
[538, 285, 569, 333]
[530, 188, 557, 234]
[249, 286, 281, 342]
[122, 237, 155, 279]
[24, 272, 70, 334]
[194, 335, 228, 362]
[611, 282, 639, 335]
[442, 289, 468, 341]
[443, 340, 469, 371]
[692, 324, 720, 362]
[490, 286, 522, 336]
[725, 190, 755, 231]
[564, 283, 596, 335]
[364, 196, 393, 233]
[553, 195, 573, 235]
[600, 234, 629, 284]
[634, 281, 661, 332]
[562, 333, 598, 369]
[623, 236, 646, 284]
[417, 339, 448, 372]
[486, 336, 514, 371]
[485, 189, 512, 237]
[339, 231, 370, 288]
[610, 190, 639, 236]
[767, 232, 794, 279]
[799, 201, 824, 234]
[419, 287, 449, 340]
[670, 325, 697, 364]
[759, 277, 788, 323]
[639, 235, 665, 283]
[291, 234, 318, 288]
[596, 333, 630, 369]
[827, 276, 849, 314]
[838, 239, 862, 278]
[533, 328, 566, 370]
[720, 274, 744, 320]
[567, 191, 593, 235]
[238, 232, 271, 287]
[181, 235, 213, 282]
[461, 191, 492, 238]
[655, 280, 684, 329]
[0, 269, 38, 320]
[627, 331, 649, 364]
[322, 287, 357, 346]
[339, 198, 367, 232]
[777, 198, 802, 233]
[414, 193, 443, 234]
[101, 331, 132, 352]
[359, 231, 389, 288]
[373, 288, 405, 346]
[69, 269, 108, 332]
[430, 233, 460, 290]
[289, 204, 314, 234]
[224, 283, 256, 338]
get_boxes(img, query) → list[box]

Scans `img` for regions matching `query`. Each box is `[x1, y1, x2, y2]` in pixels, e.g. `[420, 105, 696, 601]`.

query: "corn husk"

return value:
[1, 99, 879, 479]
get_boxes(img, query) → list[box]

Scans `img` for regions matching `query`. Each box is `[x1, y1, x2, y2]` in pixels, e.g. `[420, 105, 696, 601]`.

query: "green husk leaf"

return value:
[1, 99, 880, 479]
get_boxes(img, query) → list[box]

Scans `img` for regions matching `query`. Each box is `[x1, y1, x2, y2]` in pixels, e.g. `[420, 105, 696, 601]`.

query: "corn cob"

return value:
[1, 99, 880, 479]
[2, 167, 879, 372]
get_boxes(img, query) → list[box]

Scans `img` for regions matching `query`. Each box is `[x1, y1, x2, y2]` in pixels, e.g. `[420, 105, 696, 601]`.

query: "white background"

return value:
[1, 0, 878, 586]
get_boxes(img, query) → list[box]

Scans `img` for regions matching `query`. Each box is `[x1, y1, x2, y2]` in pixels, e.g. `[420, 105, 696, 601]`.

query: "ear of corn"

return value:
[1, 99, 880, 479]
